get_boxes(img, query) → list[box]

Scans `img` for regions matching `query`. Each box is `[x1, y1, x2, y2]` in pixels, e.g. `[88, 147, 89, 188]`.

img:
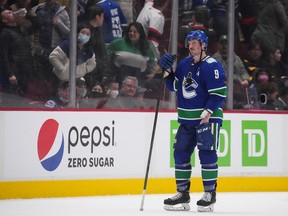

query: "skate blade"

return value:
[164, 203, 190, 211]
[197, 204, 214, 212]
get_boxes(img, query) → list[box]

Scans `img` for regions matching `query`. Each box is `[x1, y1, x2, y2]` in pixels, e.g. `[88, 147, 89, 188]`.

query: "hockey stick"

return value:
[139, 69, 165, 211]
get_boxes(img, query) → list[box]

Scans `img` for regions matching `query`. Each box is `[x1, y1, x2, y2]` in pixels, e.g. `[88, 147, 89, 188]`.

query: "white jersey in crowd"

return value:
[136, 0, 165, 58]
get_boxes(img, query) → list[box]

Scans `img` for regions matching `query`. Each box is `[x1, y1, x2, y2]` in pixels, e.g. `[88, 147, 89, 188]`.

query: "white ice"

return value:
[0, 192, 288, 215]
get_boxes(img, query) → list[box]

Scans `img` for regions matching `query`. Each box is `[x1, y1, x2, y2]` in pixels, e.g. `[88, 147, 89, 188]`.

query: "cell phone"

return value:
[13, 8, 27, 16]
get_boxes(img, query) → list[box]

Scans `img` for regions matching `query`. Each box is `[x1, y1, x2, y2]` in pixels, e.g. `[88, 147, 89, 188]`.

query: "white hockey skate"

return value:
[197, 191, 216, 212]
[163, 192, 190, 211]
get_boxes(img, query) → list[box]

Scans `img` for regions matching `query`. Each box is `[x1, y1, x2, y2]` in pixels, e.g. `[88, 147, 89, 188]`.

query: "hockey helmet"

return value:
[185, 30, 208, 49]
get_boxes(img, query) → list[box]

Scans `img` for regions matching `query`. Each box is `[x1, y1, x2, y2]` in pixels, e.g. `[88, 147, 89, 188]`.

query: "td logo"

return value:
[37, 119, 64, 171]
[242, 120, 267, 166]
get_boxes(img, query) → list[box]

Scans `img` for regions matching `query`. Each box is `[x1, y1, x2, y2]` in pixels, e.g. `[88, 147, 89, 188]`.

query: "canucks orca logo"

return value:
[182, 72, 198, 99]
[37, 119, 64, 171]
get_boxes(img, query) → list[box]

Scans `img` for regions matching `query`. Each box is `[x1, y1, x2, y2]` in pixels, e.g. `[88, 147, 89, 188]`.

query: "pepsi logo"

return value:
[37, 119, 64, 171]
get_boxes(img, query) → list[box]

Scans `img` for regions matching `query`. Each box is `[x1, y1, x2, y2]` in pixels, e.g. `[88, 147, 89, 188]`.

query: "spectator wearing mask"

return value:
[80, 4, 108, 88]
[49, 23, 96, 82]
[102, 76, 145, 109]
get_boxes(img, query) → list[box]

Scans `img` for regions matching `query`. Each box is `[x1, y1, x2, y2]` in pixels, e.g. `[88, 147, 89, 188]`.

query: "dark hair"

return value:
[77, 23, 91, 33]
[153, 0, 168, 8]
[254, 68, 271, 80]
[124, 21, 149, 56]
[248, 39, 263, 51]
[84, 5, 104, 21]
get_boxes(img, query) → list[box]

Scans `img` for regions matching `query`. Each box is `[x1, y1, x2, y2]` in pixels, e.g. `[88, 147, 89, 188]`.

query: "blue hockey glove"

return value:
[159, 53, 176, 70]
[196, 123, 215, 150]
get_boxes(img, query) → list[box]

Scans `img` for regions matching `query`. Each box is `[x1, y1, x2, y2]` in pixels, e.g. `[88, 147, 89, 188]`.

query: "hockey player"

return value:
[159, 30, 227, 212]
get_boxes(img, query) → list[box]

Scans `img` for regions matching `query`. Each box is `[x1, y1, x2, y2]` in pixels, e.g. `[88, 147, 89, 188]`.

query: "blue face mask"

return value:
[78, 34, 90, 44]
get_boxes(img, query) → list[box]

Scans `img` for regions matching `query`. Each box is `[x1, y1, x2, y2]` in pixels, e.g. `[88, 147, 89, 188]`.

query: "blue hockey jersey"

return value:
[165, 55, 227, 126]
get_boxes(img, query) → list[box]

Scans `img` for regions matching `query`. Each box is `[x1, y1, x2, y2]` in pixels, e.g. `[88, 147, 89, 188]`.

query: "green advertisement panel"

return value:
[242, 120, 268, 166]
[218, 120, 231, 166]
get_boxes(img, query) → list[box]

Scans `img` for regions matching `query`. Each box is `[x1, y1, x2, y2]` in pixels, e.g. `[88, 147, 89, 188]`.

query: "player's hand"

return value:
[159, 53, 175, 70]
[196, 123, 215, 150]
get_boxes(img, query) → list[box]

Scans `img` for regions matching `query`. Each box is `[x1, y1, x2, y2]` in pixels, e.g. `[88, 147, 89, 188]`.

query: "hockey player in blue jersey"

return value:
[159, 30, 227, 212]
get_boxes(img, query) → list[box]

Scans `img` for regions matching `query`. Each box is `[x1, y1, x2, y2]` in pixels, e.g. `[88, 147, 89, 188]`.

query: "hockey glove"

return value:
[196, 123, 215, 150]
[159, 53, 176, 70]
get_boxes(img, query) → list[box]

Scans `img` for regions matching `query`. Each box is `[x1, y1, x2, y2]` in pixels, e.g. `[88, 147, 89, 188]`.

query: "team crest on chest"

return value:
[182, 72, 198, 99]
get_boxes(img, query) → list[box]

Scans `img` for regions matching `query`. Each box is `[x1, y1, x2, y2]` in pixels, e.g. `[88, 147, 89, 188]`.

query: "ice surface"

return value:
[0, 192, 288, 216]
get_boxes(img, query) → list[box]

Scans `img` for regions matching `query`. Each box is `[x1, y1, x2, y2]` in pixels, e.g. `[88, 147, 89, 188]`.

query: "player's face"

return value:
[187, 39, 202, 57]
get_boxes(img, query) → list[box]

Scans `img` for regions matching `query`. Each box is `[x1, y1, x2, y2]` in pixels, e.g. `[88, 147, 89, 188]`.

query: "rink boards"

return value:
[0, 110, 288, 199]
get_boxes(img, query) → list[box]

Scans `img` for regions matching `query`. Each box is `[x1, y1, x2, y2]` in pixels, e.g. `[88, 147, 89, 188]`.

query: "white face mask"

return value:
[78, 33, 90, 44]
[108, 90, 119, 99]
[77, 87, 87, 98]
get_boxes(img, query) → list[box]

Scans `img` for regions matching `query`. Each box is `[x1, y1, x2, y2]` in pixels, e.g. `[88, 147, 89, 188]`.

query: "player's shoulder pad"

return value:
[205, 57, 218, 64]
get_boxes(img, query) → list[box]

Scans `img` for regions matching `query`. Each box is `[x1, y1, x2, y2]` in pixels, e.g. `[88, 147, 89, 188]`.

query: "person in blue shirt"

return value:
[96, 0, 127, 44]
[159, 30, 227, 212]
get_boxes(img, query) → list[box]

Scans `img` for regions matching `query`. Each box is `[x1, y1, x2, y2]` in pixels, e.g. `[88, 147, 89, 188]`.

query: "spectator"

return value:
[249, 68, 272, 89]
[44, 80, 69, 108]
[10, 0, 39, 31]
[80, 4, 108, 89]
[213, 35, 249, 88]
[238, 0, 260, 43]
[76, 0, 89, 21]
[96, 0, 127, 44]
[101, 77, 119, 99]
[0, 0, 10, 14]
[242, 40, 270, 80]
[213, 34, 250, 109]
[134, 86, 147, 109]
[32, 0, 70, 91]
[94, 77, 119, 108]
[102, 76, 144, 109]
[32, 0, 70, 52]
[209, 0, 241, 41]
[49, 23, 96, 82]
[44, 78, 88, 108]
[257, 81, 279, 110]
[136, 0, 168, 59]
[273, 84, 288, 110]
[10, 0, 41, 63]
[0, 9, 35, 97]
[251, 0, 288, 59]
[106, 21, 157, 87]
[267, 47, 288, 84]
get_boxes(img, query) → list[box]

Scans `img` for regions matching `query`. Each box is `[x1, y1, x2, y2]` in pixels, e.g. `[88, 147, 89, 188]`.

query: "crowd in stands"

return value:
[0, 0, 287, 111]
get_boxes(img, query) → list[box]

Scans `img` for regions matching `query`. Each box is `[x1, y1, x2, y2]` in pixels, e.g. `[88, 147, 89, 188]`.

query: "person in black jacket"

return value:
[0, 9, 34, 96]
